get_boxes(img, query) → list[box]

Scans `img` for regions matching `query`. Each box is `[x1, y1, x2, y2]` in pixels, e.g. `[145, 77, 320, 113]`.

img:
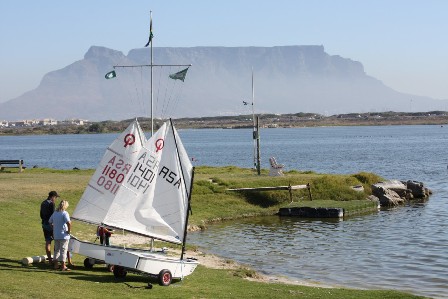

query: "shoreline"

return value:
[110, 233, 336, 289]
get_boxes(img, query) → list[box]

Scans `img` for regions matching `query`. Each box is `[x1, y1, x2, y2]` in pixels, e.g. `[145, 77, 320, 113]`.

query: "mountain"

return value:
[0, 45, 446, 121]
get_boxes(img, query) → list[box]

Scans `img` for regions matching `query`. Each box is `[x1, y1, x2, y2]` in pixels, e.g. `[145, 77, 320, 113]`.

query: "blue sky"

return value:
[1, 0, 447, 103]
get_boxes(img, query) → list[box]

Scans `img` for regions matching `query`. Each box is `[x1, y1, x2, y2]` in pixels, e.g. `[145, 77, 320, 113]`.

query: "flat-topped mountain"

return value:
[0, 45, 446, 121]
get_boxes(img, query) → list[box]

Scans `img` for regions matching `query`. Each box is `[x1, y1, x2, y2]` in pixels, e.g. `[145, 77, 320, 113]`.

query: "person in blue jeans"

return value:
[40, 191, 58, 262]
[49, 200, 72, 271]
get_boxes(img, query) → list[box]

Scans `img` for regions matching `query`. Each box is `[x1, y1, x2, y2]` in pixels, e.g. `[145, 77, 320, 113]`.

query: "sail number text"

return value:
[96, 156, 132, 195]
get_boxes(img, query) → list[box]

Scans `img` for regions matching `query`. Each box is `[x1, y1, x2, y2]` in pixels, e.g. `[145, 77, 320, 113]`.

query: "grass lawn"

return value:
[0, 167, 426, 298]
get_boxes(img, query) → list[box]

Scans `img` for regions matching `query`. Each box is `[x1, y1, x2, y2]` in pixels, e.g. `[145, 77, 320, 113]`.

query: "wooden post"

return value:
[288, 184, 293, 203]
[307, 183, 312, 201]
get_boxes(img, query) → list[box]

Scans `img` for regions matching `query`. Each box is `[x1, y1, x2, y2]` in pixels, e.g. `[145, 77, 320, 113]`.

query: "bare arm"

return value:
[66, 221, 71, 234]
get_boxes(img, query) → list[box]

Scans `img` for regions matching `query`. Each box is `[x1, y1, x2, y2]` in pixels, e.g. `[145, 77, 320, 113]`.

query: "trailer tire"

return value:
[158, 269, 172, 286]
[83, 258, 94, 269]
[113, 265, 127, 279]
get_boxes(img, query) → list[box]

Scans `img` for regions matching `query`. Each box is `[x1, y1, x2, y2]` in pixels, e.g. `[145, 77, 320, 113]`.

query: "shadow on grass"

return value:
[0, 256, 153, 288]
[0, 257, 29, 270]
[240, 191, 285, 208]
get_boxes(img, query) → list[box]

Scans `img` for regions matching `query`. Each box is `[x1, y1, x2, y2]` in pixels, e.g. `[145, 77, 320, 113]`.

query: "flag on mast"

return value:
[169, 68, 189, 82]
[144, 14, 153, 47]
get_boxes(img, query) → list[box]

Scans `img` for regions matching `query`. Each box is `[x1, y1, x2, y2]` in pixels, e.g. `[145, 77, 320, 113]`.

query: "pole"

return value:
[256, 116, 261, 175]
[251, 69, 257, 169]
[150, 11, 154, 135]
[251, 69, 261, 175]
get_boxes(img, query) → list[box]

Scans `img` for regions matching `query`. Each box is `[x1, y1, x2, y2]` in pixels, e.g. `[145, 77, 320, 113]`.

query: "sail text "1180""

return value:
[97, 156, 133, 195]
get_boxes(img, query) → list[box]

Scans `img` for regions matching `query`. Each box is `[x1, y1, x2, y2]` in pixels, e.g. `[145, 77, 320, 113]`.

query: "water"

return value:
[1, 125, 447, 298]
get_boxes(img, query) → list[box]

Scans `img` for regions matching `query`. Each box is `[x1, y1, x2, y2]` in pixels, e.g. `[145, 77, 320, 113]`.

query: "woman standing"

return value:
[49, 200, 72, 271]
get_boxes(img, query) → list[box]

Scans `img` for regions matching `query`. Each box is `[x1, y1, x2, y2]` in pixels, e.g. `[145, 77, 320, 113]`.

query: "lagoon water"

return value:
[1, 125, 447, 298]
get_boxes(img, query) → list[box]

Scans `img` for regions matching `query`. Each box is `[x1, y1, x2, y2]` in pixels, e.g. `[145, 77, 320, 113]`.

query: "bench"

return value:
[0, 160, 25, 172]
[269, 157, 284, 176]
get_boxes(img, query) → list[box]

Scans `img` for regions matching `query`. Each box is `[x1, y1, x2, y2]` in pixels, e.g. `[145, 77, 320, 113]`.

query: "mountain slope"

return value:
[0, 45, 445, 121]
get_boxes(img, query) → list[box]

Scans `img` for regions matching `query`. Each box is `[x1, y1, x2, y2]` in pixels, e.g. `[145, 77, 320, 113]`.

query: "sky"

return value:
[1, 0, 448, 104]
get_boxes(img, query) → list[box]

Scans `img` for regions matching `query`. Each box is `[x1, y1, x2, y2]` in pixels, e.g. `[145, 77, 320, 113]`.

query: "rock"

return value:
[351, 185, 364, 192]
[370, 179, 431, 207]
[375, 180, 407, 193]
[406, 180, 427, 198]
[367, 195, 381, 209]
[371, 185, 404, 206]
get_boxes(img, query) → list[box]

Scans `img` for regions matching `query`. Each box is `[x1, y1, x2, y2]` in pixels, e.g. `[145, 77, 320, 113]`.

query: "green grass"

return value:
[0, 167, 426, 298]
[190, 166, 383, 226]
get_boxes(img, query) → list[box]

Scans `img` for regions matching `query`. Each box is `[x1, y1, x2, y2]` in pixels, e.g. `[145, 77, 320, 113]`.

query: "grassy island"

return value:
[0, 167, 426, 298]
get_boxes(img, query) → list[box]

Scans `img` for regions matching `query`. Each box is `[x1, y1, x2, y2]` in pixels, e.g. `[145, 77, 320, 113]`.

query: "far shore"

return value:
[1, 111, 447, 135]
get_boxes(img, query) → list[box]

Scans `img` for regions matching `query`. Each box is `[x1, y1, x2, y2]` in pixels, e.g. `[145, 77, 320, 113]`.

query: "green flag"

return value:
[169, 68, 189, 82]
[105, 70, 116, 79]
[144, 15, 153, 47]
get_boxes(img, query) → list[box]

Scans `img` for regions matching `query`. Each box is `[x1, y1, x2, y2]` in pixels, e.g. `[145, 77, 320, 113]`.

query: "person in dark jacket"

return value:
[40, 191, 59, 262]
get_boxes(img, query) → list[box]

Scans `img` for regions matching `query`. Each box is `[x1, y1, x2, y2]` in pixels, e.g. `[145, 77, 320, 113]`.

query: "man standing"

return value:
[40, 191, 58, 262]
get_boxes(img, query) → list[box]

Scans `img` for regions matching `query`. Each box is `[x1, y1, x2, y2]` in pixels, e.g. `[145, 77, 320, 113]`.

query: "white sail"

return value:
[102, 120, 193, 244]
[72, 119, 146, 224]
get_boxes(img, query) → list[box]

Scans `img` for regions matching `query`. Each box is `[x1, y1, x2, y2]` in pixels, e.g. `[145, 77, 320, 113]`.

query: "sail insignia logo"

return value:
[124, 134, 136, 147]
[155, 138, 164, 152]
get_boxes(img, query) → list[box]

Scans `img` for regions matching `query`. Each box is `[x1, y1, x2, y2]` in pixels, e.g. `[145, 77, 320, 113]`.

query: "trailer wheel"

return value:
[83, 258, 94, 269]
[113, 265, 127, 279]
[158, 269, 172, 286]
[107, 264, 114, 272]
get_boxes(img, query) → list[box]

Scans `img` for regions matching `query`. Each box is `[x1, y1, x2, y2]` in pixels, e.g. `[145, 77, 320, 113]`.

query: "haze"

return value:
[1, 0, 447, 104]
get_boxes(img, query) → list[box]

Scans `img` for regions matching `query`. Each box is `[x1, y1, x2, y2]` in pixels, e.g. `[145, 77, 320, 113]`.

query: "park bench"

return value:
[269, 157, 284, 176]
[0, 160, 25, 172]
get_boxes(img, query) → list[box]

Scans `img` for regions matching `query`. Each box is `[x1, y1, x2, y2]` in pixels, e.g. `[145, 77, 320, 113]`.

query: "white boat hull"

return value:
[68, 237, 198, 279]
[68, 237, 110, 261]
[104, 248, 198, 279]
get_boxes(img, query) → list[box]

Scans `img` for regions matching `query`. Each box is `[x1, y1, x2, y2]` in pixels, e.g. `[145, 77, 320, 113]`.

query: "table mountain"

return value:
[0, 45, 445, 121]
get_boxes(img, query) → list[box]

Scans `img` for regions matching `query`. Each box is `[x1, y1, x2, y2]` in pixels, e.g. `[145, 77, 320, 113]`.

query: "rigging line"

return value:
[139, 67, 144, 114]
[161, 67, 173, 119]
[161, 67, 172, 118]
[155, 66, 164, 119]
[170, 87, 181, 117]
[164, 69, 181, 118]
[117, 69, 136, 116]
[140, 66, 148, 116]
[128, 68, 142, 116]
[171, 81, 185, 116]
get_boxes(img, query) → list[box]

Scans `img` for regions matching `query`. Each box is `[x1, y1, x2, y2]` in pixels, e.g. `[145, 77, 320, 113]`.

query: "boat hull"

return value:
[105, 248, 198, 279]
[68, 237, 198, 279]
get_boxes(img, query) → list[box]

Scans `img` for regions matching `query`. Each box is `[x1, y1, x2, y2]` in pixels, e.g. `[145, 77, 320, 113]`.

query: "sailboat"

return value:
[69, 119, 198, 286]
[68, 12, 198, 287]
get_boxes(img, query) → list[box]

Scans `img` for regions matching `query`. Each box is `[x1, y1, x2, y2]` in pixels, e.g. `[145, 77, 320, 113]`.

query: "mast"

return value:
[113, 11, 190, 133]
[150, 11, 154, 135]
[169, 118, 195, 260]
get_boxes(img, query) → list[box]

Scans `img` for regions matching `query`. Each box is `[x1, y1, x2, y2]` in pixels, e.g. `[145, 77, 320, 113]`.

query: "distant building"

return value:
[70, 119, 88, 125]
[39, 119, 58, 126]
